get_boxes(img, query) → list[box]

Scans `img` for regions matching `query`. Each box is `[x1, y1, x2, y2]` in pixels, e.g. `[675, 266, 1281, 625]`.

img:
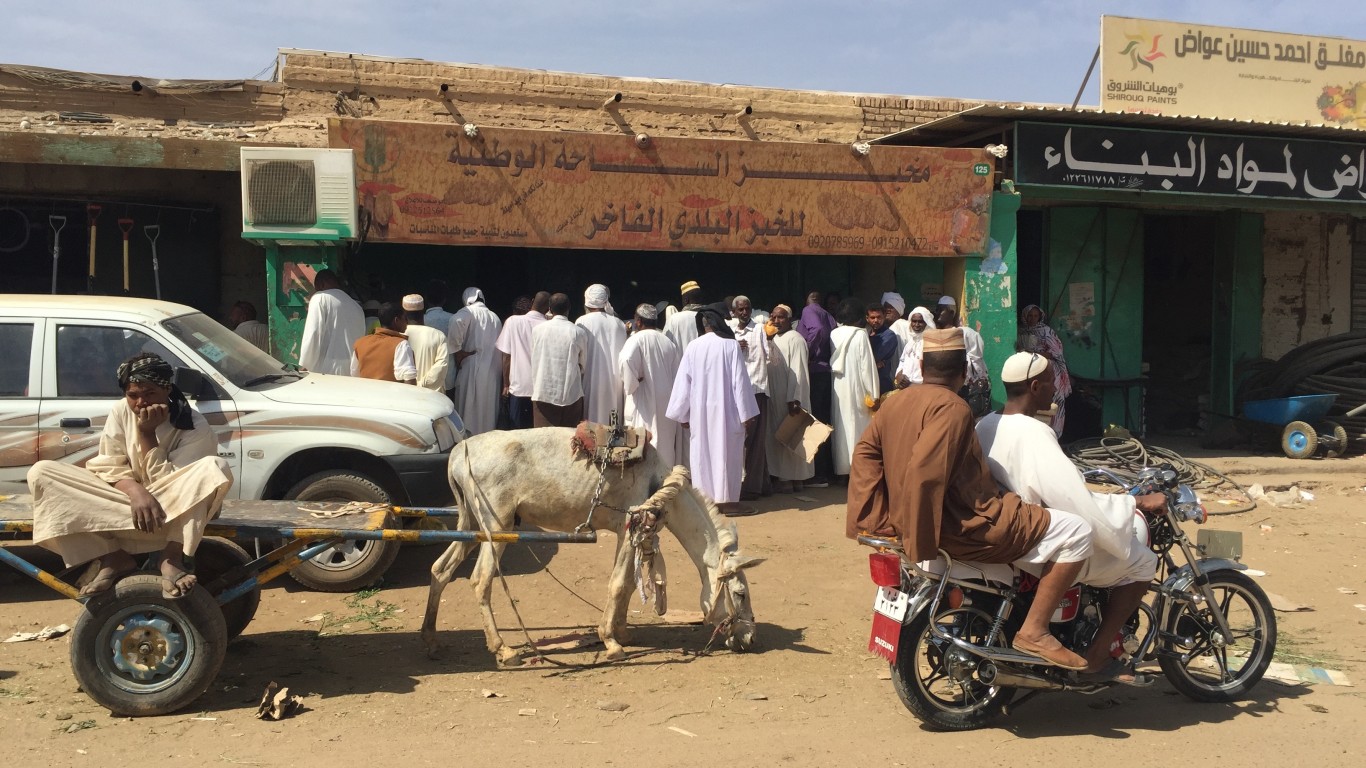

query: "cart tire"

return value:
[1320, 421, 1349, 459]
[70, 574, 227, 717]
[284, 471, 401, 593]
[1281, 421, 1318, 460]
[190, 537, 260, 640]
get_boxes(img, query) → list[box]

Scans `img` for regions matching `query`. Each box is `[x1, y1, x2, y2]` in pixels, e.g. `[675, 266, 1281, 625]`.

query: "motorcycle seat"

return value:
[915, 559, 1015, 586]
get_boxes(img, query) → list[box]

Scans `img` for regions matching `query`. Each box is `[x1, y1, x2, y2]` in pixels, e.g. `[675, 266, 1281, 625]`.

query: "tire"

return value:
[1281, 421, 1317, 460]
[284, 470, 401, 592]
[70, 574, 227, 717]
[1158, 570, 1277, 703]
[890, 607, 1013, 731]
[1320, 421, 1349, 459]
[190, 537, 260, 640]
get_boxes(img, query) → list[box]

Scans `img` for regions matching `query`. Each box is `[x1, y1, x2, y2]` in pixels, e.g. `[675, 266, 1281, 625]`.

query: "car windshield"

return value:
[160, 312, 299, 387]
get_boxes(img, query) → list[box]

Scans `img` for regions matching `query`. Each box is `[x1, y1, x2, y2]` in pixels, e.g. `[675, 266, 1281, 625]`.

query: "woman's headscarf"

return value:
[694, 307, 735, 339]
[116, 353, 193, 430]
[462, 287, 485, 306]
[1020, 304, 1047, 328]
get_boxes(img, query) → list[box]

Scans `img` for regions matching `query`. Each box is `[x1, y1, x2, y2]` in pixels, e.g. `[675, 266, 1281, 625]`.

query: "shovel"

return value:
[85, 204, 101, 292]
[118, 217, 134, 295]
[48, 215, 67, 294]
[144, 225, 162, 300]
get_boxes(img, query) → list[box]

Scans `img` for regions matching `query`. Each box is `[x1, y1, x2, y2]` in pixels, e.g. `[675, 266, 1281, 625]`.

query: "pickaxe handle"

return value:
[86, 204, 102, 291]
[118, 218, 134, 293]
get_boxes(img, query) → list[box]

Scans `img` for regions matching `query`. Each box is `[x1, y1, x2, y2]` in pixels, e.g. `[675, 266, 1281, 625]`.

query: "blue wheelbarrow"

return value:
[1241, 394, 1347, 459]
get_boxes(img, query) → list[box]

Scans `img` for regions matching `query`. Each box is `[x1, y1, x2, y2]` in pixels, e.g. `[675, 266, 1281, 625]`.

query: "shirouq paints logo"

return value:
[1119, 33, 1166, 71]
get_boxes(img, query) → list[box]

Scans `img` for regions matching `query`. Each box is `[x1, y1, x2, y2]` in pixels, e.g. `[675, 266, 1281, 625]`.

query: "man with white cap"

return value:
[729, 295, 771, 498]
[299, 269, 365, 375]
[975, 351, 1164, 682]
[576, 284, 627, 425]
[847, 328, 1094, 670]
[448, 287, 503, 435]
[619, 303, 683, 467]
[936, 296, 989, 414]
[664, 280, 705, 349]
[400, 294, 450, 394]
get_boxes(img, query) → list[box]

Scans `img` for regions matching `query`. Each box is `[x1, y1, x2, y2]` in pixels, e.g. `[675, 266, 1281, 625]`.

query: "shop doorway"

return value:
[1141, 213, 1218, 435]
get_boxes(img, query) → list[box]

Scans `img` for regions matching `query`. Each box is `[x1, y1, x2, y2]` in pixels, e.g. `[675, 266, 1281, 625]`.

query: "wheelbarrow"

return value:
[1241, 394, 1347, 459]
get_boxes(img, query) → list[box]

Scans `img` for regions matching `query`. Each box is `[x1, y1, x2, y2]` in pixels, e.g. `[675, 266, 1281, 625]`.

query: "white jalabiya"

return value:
[665, 333, 758, 504]
[829, 325, 879, 476]
[576, 311, 627, 425]
[894, 307, 938, 384]
[962, 324, 988, 383]
[299, 288, 365, 375]
[234, 320, 270, 354]
[975, 412, 1158, 587]
[618, 328, 682, 467]
[664, 308, 699, 349]
[766, 329, 814, 482]
[887, 317, 911, 361]
[727, 318, 770, 395]
[423, 307, 456, 389]
[28, 401, 233, 566]
[404, 324, 450, 393]
[448, 300, 504, 434]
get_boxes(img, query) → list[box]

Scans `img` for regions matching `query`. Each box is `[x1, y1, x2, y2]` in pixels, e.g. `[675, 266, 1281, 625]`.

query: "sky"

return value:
[7, 1, 1366, 104]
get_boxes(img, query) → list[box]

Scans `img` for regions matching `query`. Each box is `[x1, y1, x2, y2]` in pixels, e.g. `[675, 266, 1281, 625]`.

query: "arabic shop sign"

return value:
[329, 118, 994, 257]
[1014, 122, 1366, 203]
[1100, 16, 1366, 129]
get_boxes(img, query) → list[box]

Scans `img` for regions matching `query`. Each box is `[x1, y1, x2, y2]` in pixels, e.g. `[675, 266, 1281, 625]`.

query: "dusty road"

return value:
[1, 452, 1363, 768]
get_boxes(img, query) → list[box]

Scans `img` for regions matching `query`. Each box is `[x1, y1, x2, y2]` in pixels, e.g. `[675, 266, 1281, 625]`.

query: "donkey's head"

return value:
[707, 539, 764, 652]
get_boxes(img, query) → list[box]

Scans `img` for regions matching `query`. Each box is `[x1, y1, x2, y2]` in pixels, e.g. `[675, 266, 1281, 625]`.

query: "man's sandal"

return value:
[78, 566, 137, 597]
[160, 568, 197, 599]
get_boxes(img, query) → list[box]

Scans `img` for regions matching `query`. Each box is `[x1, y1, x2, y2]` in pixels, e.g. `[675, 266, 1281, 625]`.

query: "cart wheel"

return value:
[1320, 421, 1349, 459]
[190, 537, 260, 640]
[1281, 421, 1318, 460]
[70, 574, 227, 717]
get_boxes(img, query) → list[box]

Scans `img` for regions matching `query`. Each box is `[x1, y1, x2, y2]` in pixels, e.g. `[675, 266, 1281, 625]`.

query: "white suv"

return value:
[0, 295, 463, 590]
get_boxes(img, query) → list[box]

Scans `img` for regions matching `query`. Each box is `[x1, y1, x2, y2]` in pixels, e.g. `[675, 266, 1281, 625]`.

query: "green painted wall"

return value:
[966, 191, 1022, 407]
[1211, 211, 1264, 416]
[264, 243, 340, 366]
[1046, 207, 1145, 433]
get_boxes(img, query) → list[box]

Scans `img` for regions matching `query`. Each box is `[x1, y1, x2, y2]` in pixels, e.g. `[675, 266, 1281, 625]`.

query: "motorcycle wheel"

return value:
[891, 607, 1014, 731]
[1158, 570, 1276, 702]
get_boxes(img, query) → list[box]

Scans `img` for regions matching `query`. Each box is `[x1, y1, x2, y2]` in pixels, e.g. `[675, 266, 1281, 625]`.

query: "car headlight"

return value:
[433, 416, 461, 452]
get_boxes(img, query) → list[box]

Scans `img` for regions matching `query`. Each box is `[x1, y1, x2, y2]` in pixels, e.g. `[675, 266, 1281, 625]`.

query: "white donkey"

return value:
[420, 427, 761, 665]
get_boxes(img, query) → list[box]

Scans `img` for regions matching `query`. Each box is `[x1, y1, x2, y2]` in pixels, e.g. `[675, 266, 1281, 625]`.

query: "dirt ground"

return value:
[2, 449, 1364, 768]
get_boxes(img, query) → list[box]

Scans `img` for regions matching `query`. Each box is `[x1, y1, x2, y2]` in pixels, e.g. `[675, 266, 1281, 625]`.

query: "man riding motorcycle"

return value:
[974, 351, 1166, 683]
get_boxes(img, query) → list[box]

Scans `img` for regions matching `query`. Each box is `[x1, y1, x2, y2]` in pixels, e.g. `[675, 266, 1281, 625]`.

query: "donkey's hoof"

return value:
[603, 642, 627, 661]
[496, 646, 524, 667]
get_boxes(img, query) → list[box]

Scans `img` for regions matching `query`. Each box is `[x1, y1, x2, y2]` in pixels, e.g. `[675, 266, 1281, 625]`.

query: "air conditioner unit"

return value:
[240, 147, 357, 243]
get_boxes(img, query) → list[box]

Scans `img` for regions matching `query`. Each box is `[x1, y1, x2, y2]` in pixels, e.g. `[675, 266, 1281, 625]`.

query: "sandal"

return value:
[719, 503, 758, 517]
[78, 565, 137, 597]
[160, 567, 197, 599]
[1011, 634, 1088, 670]
[1079, 658, 1154, 687]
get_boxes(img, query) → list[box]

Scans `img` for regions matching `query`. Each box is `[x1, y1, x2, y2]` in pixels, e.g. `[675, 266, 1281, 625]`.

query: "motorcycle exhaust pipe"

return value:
[978, 661, 1067, 691]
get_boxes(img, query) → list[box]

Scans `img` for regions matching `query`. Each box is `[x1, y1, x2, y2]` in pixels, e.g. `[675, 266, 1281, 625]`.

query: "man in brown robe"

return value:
[847, 328, 1093, 669]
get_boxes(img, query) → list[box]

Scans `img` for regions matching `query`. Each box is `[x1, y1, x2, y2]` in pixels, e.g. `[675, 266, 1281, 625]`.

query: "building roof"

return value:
[873, 103, 1366, 146]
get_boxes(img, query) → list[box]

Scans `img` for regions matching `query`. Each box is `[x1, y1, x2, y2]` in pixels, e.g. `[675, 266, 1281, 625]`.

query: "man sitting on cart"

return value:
[27, 353, 233, 599]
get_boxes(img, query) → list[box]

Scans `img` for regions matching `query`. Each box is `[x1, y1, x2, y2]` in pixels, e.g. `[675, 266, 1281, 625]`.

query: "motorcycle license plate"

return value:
[869, 586, 909, 662]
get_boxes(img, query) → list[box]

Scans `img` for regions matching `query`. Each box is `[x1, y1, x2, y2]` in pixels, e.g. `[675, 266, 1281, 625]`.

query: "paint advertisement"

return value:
[1100, 15, 1366, 129]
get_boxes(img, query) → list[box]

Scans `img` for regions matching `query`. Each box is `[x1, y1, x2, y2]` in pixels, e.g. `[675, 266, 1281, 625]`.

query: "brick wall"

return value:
[1261, 211, 1354, 359]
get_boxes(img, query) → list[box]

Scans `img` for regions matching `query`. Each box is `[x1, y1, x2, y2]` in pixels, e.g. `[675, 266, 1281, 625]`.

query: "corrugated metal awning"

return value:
[872, 103, 1366, 146]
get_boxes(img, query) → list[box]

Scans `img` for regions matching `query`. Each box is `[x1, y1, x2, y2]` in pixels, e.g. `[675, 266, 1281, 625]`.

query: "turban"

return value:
[585, 284, 610, 309]
[881, 292, 906, 317]
[635, 303, 659, 320]
[695, 307, 735, 339]
[908, 306, 937, 333]
[462, 287, 485, 306]
[116, 354, 193, 430]
[401, 294, 424, 312]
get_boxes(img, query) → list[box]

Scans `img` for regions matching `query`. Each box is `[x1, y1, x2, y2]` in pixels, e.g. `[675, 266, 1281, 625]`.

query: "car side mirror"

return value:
[174, 367, 216, 401]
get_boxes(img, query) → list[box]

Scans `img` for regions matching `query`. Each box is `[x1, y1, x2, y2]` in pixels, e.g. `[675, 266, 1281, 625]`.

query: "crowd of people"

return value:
[257, 271, 1071, 517]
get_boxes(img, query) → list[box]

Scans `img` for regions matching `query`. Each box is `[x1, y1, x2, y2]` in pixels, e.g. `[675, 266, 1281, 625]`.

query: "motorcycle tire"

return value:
[1158, 570, 1276, 703]
[891, 607, 1013, 731]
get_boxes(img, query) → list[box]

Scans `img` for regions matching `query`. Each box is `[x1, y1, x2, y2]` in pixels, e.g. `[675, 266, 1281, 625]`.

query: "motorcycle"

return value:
[858, 466, 1277, 731]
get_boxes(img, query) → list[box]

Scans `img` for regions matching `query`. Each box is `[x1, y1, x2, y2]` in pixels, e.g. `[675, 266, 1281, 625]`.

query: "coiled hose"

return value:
[1066, 437, 1257, 514]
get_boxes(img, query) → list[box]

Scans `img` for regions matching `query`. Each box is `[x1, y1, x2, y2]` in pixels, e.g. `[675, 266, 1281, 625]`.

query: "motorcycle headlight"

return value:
[1172, 484, 1206, 524]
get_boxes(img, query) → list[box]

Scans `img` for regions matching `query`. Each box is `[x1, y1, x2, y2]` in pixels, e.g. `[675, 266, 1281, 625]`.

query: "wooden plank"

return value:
[0, 132, 250, 171]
